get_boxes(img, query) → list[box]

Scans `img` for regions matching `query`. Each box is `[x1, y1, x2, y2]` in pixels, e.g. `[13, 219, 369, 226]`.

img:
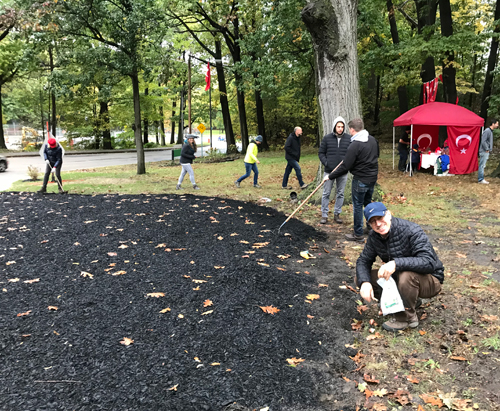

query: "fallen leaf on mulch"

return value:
[118, 244, 128, 249]
[258, 262, 270, 267]
[420, 393, 443, 407]
[349, 352, 365, 363]
[210, 362, 220, 366]
[420, 313, 428, 320]
[6, 261, 16, 266]
[306, 294, 319, 301]
[366, 332, 383, 341]
[146, 292, 165, 298]
[120, 337, 134, 346]
[112, 270, 127, 276]
[456, 252, 467, 258]
[419, 330, 426, 335]
[307, 315, 314, 319]
[159, 308, 171, 313]
[277, 254, 290, 260]
[318, 283, 328, 288]
[357, 305, 368, 314]
[480, 314, 498, 322]
[351, 319, 363, 331]
[47, 306, 58, 311]
[450, 356, 467, 361]
[372, 388, 388, 397]
[214, 266, 225, 269]
[80, 271, 93, 279]
[17, 310, 32, 317]
[192, 279, 207, 284]
[24, 278, 40, 284]
[276, 267, 286, 271]
[407, 375, 419, 384]
[201, 310, 213, 316]
[260, 306, 280, 315]
[372, 403, 387, 411]
[168, 384, 178, 391]
[286, 357, 305, 366]
[203, 299, 213, 307]
[363, 374, 379, 384]
[390, 389, 412, 405]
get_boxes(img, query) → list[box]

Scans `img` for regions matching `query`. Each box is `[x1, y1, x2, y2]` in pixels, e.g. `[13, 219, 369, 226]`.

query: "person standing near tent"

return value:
[318, 117, 351, 224]
[323, 118, 379, 242]
[176, 135, 200, 190]
[38, 138, 64, 194]
[235, 135, 263, 188]
[398, 126, 411, 172]
[282, 127, 309, 190]
[478, 119, 498, 184]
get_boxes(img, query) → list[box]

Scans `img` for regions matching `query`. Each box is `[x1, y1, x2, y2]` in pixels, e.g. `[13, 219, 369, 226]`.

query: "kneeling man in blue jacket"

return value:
[355, 202, 444, 331]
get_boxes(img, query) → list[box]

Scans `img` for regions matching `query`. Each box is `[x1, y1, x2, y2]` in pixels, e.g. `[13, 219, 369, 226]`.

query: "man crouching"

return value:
[356, 202, 444, 331]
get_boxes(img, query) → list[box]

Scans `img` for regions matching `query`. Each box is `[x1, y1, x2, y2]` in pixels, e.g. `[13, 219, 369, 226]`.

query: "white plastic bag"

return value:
[377, 277, 405, 315]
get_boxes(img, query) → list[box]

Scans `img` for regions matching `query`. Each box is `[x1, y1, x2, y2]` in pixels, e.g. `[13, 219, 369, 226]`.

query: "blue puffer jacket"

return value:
[356, 217, 444, 286]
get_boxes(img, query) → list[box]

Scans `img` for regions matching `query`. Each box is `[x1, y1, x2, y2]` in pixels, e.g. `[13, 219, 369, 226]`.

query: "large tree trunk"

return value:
[100, 100, 112, 149]
[301, 0, 361, 203]
[215, 40, 235, 150]
[176, 88, 185, 144]
[130, 73, 145, 174]
[0, 85, 6, 149]
[416, 0, 438, 104]
[170, 101, 176, 144]
[301, 0, 361, 139]
[255, 86, 268, 149]
[480, 0, 500, 123]
[159, 106, 166, 145]
[440, 0, 457, 104]
[143, 87, 149, 144]
[387, 0, 409, 114]
[48, 46, 57, 138]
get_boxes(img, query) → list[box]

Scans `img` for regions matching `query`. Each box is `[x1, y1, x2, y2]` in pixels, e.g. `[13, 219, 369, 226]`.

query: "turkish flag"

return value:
[447, 126, 480, 175]
[412, 125, 440, 152]
[205, 63, 211, 91]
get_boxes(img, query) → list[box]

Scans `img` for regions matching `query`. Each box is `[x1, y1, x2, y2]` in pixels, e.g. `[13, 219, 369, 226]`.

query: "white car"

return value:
[0, 155, 8, 172]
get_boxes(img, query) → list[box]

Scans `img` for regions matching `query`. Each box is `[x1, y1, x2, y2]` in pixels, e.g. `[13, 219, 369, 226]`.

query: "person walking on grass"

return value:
[282, 127, 309, 190]
[235, 135, 263, 188]
[176, 135, 200, 190]
[318, 116, 351, 225]
[478, 118, 498, 184]
[38, 138, 64, 194]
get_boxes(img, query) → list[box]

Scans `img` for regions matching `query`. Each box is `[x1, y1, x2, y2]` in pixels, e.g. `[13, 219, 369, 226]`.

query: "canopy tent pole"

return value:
[409, 124, 413, 177]
[392, 127, 395, 170]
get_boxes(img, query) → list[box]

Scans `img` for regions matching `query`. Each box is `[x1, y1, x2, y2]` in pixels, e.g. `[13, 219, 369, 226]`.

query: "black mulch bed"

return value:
[0, 192, 359, 411]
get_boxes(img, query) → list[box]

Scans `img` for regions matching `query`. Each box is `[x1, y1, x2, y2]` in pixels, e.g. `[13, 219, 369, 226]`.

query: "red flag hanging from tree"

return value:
[447, 126, 480, 174]
[205, 63, 211, 91]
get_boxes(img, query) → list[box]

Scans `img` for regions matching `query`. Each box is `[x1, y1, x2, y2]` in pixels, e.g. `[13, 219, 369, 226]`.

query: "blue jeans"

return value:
[321, 172, 348, 216]
[282, 159, 304, 187]
[478, 152, 489, 182]
[352, 178, 375, 236]
[237, 162, 259, 185]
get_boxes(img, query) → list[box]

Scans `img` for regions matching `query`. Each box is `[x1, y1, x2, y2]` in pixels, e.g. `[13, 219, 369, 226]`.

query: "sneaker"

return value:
[282, 186, 292, 190]
[253, 184, 261, 188]
[193, 184, 200, 190]
[300, 183, 309, 189]
[478, 180, 489, 184]
[333, 214, 343, 224]
[234, 181, 240, 188]
[345, 233, 365, 242]
[319, 217, 328, 224]
[176, 184, 182, 190]
[382, 317, 419, 331]
[37, 187, 47, 193]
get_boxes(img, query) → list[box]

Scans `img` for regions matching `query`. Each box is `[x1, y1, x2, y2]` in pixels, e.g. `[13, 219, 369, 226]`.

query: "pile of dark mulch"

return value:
[0, 192, 359, 411]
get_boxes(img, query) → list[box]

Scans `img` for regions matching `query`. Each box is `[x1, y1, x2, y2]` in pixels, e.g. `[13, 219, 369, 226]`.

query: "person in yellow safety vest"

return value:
[235, 135, 263, 188]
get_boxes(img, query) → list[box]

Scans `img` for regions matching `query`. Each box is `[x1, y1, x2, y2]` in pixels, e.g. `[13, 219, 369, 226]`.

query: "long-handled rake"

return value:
[277, 161, 344, 234]
[53, 171, 67, 194]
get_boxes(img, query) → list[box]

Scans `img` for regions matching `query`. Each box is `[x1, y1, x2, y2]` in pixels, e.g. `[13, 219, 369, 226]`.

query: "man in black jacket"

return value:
[356, 202, 444, 331]
[324, 118, 379, 241]
[282, 127, 309, 190]
[318, 116, 351, 224]
[38, 138, 64, 194]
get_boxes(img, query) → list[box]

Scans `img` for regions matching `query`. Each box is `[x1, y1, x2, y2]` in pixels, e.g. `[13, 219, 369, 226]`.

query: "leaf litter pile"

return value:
[0, 192, 359, 410]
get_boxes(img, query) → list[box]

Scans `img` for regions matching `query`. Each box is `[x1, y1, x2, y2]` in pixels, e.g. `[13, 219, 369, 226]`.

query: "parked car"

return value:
[0, 155, 8, 172]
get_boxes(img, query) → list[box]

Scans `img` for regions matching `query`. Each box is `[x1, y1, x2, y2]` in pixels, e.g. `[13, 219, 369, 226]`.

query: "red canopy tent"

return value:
[393, 102, 484, 175]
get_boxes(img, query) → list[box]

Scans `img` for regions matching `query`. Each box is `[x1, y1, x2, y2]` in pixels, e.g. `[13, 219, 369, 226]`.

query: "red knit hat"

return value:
[48, 138, 57, 148]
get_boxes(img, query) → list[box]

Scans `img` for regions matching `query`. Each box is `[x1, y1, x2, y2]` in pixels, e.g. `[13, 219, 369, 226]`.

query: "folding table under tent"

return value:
[392, 102, 484, 175]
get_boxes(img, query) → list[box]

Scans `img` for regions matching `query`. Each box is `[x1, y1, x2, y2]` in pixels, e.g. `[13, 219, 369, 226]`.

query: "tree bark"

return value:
[143, 87, 149, 144]
[49, 46, 57, 138]
[176, 87, 185, 144]
[159, 106, 166, 145]
[130, 73, 145, 174]
[374, 75, 381, 125]
[301, 0, 361, 138]
[439, 0, 457, 104]
[99, 100, 112, 149]
[171, 101, 176, 144]
[480, 0, 500, 123]
[215, 40, 235, 149]
[0, 85, 6, 149]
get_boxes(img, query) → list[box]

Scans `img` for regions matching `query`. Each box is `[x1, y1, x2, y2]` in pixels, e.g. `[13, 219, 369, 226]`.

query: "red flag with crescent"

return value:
[447, 126, 480, 174]
[205, 63, 211, 91]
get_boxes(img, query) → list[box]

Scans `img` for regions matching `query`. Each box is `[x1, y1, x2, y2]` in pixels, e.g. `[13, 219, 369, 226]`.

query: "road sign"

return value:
[197, 123, 206, 134]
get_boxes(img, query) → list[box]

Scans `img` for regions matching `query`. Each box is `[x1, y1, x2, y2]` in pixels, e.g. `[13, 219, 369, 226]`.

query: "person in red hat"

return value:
[38, 138, 64, 193]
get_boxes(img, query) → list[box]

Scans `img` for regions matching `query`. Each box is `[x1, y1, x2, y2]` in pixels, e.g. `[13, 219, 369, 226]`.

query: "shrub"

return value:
[27, 165, 40, 181]
[144, 142, 161, 148]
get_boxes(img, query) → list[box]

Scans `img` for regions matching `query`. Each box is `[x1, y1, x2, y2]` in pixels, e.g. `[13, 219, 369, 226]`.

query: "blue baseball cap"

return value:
[364, 202, 387, 221]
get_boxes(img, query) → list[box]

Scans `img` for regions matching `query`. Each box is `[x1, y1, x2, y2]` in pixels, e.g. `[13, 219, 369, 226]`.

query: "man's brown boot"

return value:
[333, 214, 342, 224]
[319, 217, 328, 224]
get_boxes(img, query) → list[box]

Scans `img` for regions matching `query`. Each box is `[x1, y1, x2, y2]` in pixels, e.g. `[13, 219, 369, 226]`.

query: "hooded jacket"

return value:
[180, 142, 196, 164]
[318, 116, 351, 173]
[328, 129, 379, 183]
[356, 216, 445, 287]
[244, 140, 259, 164]
[43, 144, 63, 168]
[284, 131, 301, 162]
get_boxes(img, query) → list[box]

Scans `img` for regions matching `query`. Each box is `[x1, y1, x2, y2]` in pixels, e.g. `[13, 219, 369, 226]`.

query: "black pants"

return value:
[398, 149, 408, 172]
[42, 164, 62, 188]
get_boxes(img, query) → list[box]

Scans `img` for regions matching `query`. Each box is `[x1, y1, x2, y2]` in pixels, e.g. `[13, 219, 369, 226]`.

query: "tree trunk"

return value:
[387, 0, 409, 114]
[374, 75, 381, 125]
[93, 101, 100, 149]
[130, 73, 145, 174]
[143, 87, 149, 144]
[176, 88, 185, 144]
[254, 85, 268, 149]
[480, 0, 500, 123]
[171, 101, 176, 144]
[100, 100, 112, 149]
[301, 0, 361, 139]
[49, 46, 57, 138]
[0, 85, 6, 149]
[159, 106, 166, 145]
[440, 0, 457, 104]
[215, 40, 235, 150]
